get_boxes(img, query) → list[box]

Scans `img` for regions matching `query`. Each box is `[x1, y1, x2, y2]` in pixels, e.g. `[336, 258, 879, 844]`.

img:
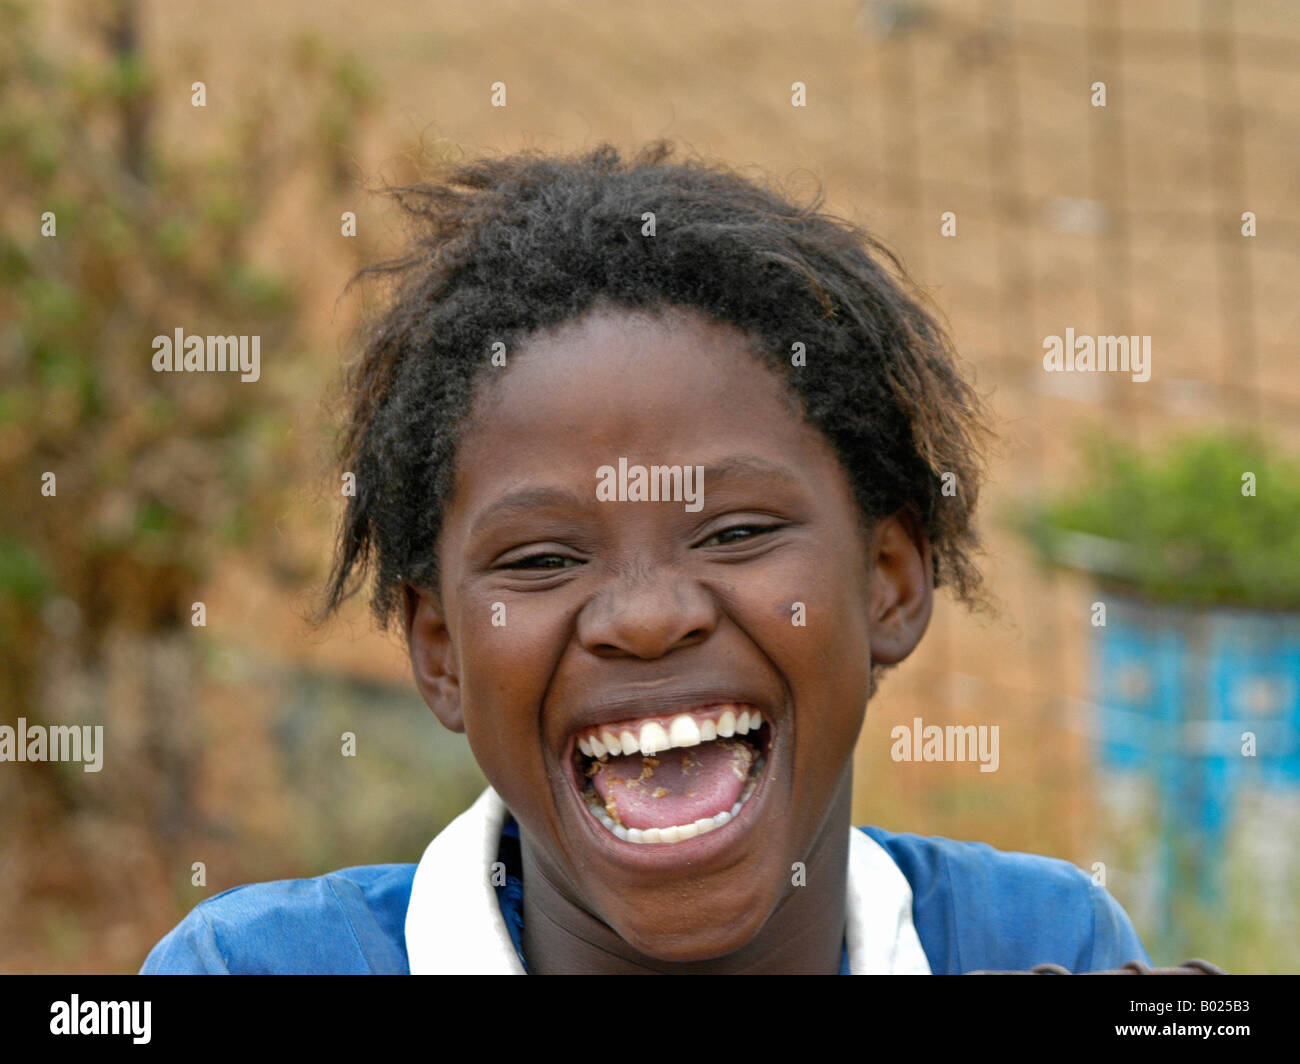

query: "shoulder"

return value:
[139, 864, 416, 974]
[859, 826, 1150, 974]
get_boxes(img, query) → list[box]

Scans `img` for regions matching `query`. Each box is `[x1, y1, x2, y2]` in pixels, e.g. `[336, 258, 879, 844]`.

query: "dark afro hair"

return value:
[321, 140, 994, 631]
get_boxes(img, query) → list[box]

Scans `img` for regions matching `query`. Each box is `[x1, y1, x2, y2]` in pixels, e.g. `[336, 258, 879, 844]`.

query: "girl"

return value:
[142, 141, 1149, 974]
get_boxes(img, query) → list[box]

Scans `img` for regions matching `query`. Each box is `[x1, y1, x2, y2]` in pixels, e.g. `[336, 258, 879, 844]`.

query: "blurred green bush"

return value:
[1016, 431, 1300, 608]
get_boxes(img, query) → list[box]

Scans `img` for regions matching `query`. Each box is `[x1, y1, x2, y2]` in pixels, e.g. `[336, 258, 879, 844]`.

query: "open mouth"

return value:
[570, 704, 772, 844]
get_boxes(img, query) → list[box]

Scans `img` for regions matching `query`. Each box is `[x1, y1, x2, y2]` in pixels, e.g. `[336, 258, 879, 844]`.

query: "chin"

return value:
[600, 879, 784, 965]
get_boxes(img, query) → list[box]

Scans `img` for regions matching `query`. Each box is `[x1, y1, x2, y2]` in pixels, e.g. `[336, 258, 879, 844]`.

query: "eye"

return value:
[697, 523, 782, 548]
[499, 552, 580, 571]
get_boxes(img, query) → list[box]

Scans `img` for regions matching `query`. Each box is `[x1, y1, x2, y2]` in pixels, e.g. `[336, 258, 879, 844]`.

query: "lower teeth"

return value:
[582, 753, 766, 844]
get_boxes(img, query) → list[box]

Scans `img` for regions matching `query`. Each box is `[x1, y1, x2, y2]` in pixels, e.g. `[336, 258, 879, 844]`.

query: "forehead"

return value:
[457, 305, 808, 474]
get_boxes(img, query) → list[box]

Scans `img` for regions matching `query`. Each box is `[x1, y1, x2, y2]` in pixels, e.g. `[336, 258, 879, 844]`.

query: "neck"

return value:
[520, 779, 853, 973]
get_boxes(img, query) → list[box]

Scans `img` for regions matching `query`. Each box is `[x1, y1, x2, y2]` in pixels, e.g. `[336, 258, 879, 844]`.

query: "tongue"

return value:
[589, 738, 756, 829]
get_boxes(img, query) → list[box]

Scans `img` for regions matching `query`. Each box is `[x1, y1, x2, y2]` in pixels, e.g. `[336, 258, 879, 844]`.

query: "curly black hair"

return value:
[321, 140, 993, 630]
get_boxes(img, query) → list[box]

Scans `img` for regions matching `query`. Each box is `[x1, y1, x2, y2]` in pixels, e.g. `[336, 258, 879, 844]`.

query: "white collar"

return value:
[405, 786, 931, 974]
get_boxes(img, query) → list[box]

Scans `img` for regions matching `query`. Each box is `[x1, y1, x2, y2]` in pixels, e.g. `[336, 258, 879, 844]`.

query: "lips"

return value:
[567, 702, 773, 845]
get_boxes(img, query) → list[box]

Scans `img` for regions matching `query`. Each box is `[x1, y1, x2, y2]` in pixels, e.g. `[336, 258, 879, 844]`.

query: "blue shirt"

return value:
[140, 820, 1150, 974]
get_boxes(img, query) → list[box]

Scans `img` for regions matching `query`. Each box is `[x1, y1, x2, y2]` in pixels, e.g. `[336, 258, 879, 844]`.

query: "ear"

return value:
[866, 508, 934, 665]
[402, 583, 464, 733]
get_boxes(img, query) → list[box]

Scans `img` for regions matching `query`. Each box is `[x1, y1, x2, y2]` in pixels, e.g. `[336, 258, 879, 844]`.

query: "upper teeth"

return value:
[576, 704, 763, 759]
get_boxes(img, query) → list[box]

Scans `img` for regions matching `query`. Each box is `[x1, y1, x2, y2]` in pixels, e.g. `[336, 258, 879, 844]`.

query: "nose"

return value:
[577, 563, 718, 659]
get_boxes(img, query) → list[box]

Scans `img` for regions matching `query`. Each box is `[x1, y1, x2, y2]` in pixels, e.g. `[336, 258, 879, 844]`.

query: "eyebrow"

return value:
[469, 486, 591, 538]
[703, 455, 802, 488]
[468, 455, 804, 537]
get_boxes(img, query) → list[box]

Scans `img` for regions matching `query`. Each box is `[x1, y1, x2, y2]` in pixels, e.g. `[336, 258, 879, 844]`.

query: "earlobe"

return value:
[403, 583, 464, 733]
[866, 510, 934, 665]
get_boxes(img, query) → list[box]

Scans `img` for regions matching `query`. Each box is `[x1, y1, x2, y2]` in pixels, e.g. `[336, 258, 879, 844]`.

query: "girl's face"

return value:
[406, 304, 930, 963]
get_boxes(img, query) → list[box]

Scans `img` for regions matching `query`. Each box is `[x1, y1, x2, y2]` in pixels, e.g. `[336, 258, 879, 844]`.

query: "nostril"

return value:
[589, 641, 627, 658]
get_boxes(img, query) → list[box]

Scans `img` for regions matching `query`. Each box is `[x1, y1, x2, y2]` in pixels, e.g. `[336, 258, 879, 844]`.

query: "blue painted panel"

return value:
[1091, 596, 1300, 916]
[1207, 610, 1300, 789]
[1093, 598, 1300, 803]
[1093, 597, 1184, 772]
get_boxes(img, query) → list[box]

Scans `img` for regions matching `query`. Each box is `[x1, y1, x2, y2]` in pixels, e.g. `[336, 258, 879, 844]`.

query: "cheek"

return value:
[453, 593, 552, 770]
[755, 549, 873, 695]
[452, 587, 582, 794]
[457, 581, 563, 684]
[758, 550, 874, 778]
